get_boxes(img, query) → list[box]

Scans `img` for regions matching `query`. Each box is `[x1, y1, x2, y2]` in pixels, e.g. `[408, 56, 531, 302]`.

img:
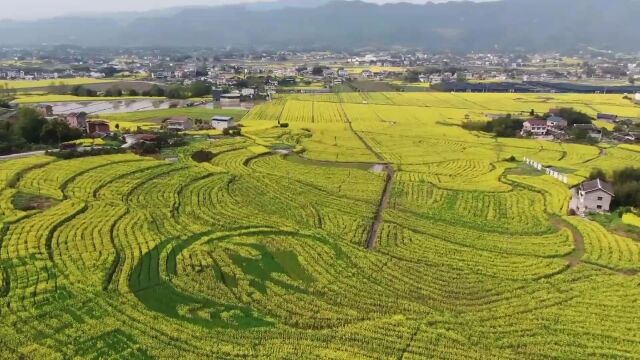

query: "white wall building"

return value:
[211, 116, 235, 130]
[570, 179, 615, 214]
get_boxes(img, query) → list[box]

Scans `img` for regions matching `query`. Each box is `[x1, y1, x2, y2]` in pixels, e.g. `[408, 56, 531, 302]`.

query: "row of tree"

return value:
[65, 81, 213, 99]
[462, 115, 524, 137]
[0, 108, 82, 155]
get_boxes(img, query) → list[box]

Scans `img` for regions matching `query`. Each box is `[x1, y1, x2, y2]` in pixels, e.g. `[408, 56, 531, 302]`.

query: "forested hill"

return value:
[1, 0, 639, 52]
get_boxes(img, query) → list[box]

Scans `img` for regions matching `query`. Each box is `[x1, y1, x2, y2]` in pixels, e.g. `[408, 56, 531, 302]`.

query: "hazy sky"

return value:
[3, 0, 478, 20]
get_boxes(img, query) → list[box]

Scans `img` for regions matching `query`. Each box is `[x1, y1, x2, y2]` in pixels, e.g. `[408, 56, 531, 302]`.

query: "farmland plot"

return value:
[1, 92, 640, 359]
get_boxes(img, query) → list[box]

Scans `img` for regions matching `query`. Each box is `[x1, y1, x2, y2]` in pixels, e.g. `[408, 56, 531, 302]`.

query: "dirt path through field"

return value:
[552, 216, 638, 275]
[551, 216, 584, 267]
[339, 103, 394, 250]
[366, 165, 394, 250]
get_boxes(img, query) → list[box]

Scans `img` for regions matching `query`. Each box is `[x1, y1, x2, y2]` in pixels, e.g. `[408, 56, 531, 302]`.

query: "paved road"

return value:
[0, 150, 47, 160]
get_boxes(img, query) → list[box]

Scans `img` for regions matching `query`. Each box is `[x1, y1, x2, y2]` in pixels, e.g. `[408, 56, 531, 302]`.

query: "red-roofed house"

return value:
[521, 119, 548, 136]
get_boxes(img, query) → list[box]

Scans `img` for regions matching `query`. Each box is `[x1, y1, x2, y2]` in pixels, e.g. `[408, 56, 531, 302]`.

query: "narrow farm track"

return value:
[552, 216, 639, 276]
[551, 217, 585, 268]
[366, 166, 395, 250]
[340, 103, 395, 250]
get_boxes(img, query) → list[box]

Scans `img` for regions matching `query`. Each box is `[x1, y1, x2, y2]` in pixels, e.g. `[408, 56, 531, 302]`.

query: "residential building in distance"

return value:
[166, 118, 193, 131]
[570, 178, 615, 214]
[546, 115, 568, 129]
[220, 92, 241, 105]
[65, 112, 88, 129]
[211, 116, 235, 130]
[241, 88, 256, 97]
[34, 104, 53, 117]
[522, 119, 548, 136]
[87, 120, 110, 134]
[573, 124, 603, 141]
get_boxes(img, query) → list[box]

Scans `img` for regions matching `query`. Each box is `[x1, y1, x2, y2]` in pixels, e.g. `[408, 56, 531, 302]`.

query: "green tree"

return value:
[588, 168, 608, 182]
[311, 66, 325, 76]
[558, 108, 592, 126]
[166, 85, 188, 99]
[189, 81, 212, 98]
[40, 119, 83, 145]
[104, 86, 123, 97]
[16, 107, 47, 143]
[403, 70, 421, 83]
[142, 85, 165, 97]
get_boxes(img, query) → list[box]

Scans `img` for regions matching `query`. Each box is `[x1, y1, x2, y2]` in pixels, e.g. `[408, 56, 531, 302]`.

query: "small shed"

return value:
[211, 116, 235, 130]
[166, 118, 193, 132]
[87, 120, 110, 135]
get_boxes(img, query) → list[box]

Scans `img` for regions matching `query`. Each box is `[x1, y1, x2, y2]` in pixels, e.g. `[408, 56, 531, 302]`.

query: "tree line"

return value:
[589, 167, 640, 209]
[0, 107, 82, 155]
[65, 81, 213, 99]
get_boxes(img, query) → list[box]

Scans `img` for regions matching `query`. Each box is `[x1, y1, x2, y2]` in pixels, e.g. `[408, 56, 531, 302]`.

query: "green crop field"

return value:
[1, 92, 640, 359]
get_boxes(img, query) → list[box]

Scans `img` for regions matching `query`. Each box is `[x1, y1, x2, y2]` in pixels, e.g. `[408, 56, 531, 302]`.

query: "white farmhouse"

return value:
[166, 118, 192, 132]
[211, 116, 235, 130]
[570, 178, 615, 214]
[521, 119, 548, 136]
[241, 88, 255, 97]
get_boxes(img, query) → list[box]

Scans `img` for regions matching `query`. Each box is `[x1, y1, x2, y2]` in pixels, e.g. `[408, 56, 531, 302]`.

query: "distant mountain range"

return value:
[1, 0, 639, 52]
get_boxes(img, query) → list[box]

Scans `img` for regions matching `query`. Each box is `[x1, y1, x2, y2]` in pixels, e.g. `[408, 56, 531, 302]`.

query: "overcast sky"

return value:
[3, 0, 481, 20]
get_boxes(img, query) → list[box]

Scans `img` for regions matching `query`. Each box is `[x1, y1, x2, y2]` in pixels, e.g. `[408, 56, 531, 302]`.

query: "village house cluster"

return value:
[519, 107, 640, 143]
[3, 46, 640, 92]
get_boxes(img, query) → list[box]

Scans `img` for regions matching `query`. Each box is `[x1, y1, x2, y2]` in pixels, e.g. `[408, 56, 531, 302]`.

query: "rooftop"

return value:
[212, 116, 233, 121]
[526, 119, 548, 126]
[579, 178, 615, 196]
[547, 116, 566, 122]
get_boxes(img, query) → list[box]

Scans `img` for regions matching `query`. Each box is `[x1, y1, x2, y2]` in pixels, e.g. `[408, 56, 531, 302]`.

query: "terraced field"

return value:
[1, 92, 640, 359]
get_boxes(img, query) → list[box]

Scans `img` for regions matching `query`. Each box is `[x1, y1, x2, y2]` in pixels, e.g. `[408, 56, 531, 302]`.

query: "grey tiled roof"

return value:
[580, 178, 615, 196]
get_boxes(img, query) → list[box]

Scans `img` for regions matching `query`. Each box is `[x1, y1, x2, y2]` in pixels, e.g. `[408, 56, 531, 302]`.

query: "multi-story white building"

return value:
[521, 119, 548, 136]
[570, 179, 615, 214]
